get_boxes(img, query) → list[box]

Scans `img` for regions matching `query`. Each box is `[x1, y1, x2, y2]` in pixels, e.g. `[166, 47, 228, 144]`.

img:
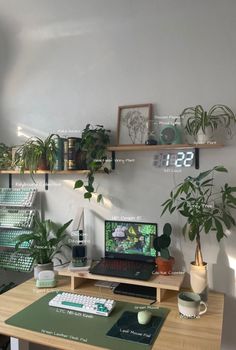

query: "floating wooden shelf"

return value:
[58, 268, 185, 302]
[0, 169, 91, 190]
[107, 143, 224, 152]
[0, 170, 89, 175]
[107, 143, 224, 170]
[0, 143, 224, 187]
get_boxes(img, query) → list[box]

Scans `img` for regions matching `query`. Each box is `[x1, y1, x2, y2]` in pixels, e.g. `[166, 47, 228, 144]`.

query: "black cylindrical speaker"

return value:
[72, 245, 87, 267]
[72, 245, 86, 259]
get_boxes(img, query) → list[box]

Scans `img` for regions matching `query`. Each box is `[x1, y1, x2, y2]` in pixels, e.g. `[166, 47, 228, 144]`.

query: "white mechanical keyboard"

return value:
[48, 292, 116, 317]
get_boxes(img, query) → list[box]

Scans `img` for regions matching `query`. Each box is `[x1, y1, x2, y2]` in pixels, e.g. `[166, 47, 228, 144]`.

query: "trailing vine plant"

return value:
[74, 124, 110, 202]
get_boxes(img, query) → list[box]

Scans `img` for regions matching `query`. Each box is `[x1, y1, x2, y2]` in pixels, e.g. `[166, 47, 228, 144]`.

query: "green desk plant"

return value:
[0, 143, 12, 169]
[15, 134, 58, 173]
[74, 124, 110, 202]
[154, 223, 174, 275]
[180, 104, 236, 143]
[15, 217, 72, 278]
[161, 165, 236, 297]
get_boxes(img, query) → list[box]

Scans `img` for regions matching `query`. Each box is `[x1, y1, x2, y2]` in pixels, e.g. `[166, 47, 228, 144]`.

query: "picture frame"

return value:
[116, 104, 152, 145]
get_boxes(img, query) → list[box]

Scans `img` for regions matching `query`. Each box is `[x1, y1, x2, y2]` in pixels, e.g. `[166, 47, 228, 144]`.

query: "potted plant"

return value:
[180, 104, 236, 143]
[161, 166, 236, 299]
[15, 217, 72, 278]
[0, 143, 12, 169]
[15, 134, 58, 173]
[74, 124, 111, 202]
[154, 223, 174, 275]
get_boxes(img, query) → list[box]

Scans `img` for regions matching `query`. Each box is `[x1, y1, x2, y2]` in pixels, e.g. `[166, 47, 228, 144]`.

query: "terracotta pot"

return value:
[156, 257, 175, 275]
[190, 262, 208, 302]
[34, 262, 53, 279]
[37, 157, 49, 170]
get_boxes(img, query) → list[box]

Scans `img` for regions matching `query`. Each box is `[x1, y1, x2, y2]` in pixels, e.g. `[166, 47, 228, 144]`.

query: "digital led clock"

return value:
[153, 150, 195, 168]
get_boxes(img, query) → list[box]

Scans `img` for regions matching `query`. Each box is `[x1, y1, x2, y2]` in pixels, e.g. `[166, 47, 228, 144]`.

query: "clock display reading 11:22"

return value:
[153, 150, 195, 168]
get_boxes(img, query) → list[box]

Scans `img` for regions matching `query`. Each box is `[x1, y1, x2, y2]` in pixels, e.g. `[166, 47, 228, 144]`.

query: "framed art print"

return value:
[117, 104, 152, 145]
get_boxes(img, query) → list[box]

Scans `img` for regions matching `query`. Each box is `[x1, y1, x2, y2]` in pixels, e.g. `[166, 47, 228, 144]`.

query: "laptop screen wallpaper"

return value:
[105, 221, 157, 257]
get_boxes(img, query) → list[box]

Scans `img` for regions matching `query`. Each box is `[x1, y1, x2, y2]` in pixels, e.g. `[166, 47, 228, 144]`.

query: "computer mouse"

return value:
[137, 310, 152, 325]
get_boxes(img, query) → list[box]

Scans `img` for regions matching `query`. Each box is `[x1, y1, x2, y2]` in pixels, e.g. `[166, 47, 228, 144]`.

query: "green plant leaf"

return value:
[214, 166, 228, 173]
[204, 218, 212, 233]
[84, 192, 92, 199]
[85, 185, 94, 193]
[160, 248, 170, 259]
[74, 180, 84, 188]
[97, 194, 103, 203]
[189, 229, 196, 241]
[214, 218, 224, 241]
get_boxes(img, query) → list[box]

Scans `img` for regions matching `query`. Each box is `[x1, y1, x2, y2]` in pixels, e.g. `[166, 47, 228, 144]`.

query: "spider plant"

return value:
[181, 104, 236, 138]
[15, 134, 58, 173]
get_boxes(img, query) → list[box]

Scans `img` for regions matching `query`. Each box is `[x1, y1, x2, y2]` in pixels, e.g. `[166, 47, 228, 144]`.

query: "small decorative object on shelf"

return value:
[161, 165, 236, 301]
[154, 223, 174, 275]
[74, 124, 110, 202]
[180, 104, 236, 144]
[117, 104, 152, 145]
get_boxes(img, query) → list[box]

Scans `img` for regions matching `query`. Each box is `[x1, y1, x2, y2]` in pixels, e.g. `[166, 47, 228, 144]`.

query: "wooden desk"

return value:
[0, 277, 224, 350]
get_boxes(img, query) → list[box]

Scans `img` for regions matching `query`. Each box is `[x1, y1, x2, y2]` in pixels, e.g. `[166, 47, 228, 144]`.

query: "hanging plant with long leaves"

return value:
[74, 124, 110, 202]
[181, 104, 235, 137]
[15, 134, 59, 173]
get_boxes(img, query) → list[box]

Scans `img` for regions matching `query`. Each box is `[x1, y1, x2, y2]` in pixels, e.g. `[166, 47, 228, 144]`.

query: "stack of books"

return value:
[54, 137, 87, 171]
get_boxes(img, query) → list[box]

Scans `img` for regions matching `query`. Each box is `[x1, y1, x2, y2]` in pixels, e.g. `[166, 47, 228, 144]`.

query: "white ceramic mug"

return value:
[178, 291, 207, 319]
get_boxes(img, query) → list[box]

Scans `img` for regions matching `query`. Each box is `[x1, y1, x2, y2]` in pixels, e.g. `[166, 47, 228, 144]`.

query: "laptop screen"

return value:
[104, 220, 157, 262]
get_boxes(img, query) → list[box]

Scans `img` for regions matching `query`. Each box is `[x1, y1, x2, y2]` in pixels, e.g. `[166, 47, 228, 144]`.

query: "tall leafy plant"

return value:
[15, 217, 72, 264]
[161, 166, 236, 266]
[74, 124, 110, 202]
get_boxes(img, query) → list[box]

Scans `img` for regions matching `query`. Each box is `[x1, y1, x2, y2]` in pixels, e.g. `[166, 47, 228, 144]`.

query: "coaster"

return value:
[106, 311, 164, 345]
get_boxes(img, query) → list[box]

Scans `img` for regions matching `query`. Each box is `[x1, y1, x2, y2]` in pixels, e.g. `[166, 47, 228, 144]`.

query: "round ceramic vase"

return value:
[190, 262, 208, 301]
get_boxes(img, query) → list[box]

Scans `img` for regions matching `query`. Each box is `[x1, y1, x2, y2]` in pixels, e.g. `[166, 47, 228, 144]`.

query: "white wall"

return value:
[0, 0, 236, 348]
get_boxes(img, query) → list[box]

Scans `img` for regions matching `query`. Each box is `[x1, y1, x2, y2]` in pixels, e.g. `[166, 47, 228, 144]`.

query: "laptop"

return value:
[89, 220, 157, 281]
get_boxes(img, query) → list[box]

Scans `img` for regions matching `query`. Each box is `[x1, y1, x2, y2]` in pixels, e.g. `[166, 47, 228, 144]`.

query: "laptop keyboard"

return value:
[90, 259, 155, 281]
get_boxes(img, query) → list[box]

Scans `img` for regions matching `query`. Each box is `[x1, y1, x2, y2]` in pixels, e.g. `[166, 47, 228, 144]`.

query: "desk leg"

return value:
[10, 337, 29, 350]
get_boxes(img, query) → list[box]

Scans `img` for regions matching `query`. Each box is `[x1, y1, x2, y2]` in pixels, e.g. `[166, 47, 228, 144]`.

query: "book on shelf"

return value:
[54, 137, 65, 171]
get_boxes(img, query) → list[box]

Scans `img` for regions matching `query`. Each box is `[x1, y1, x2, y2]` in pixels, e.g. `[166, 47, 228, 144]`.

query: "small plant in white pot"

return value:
[161, 166, 236, 300]
[180, 104, 235, 144]
[15, 217, 72, 278]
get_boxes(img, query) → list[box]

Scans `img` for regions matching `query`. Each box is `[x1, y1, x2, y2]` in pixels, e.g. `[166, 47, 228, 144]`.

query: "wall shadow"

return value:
[0, 16, 19, 143]
[212, 245, 235, 296]
[212, 245, 236, 349]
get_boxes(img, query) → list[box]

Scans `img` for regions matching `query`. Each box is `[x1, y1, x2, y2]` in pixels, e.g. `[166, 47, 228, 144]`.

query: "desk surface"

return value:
[0, 277, 224, 350]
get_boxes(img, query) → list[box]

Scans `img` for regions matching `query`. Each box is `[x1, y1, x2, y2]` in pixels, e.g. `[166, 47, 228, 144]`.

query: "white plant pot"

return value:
[190, 262, 208, 302]
[34, 262, 54, 279]
[194, 127, 213, 144]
